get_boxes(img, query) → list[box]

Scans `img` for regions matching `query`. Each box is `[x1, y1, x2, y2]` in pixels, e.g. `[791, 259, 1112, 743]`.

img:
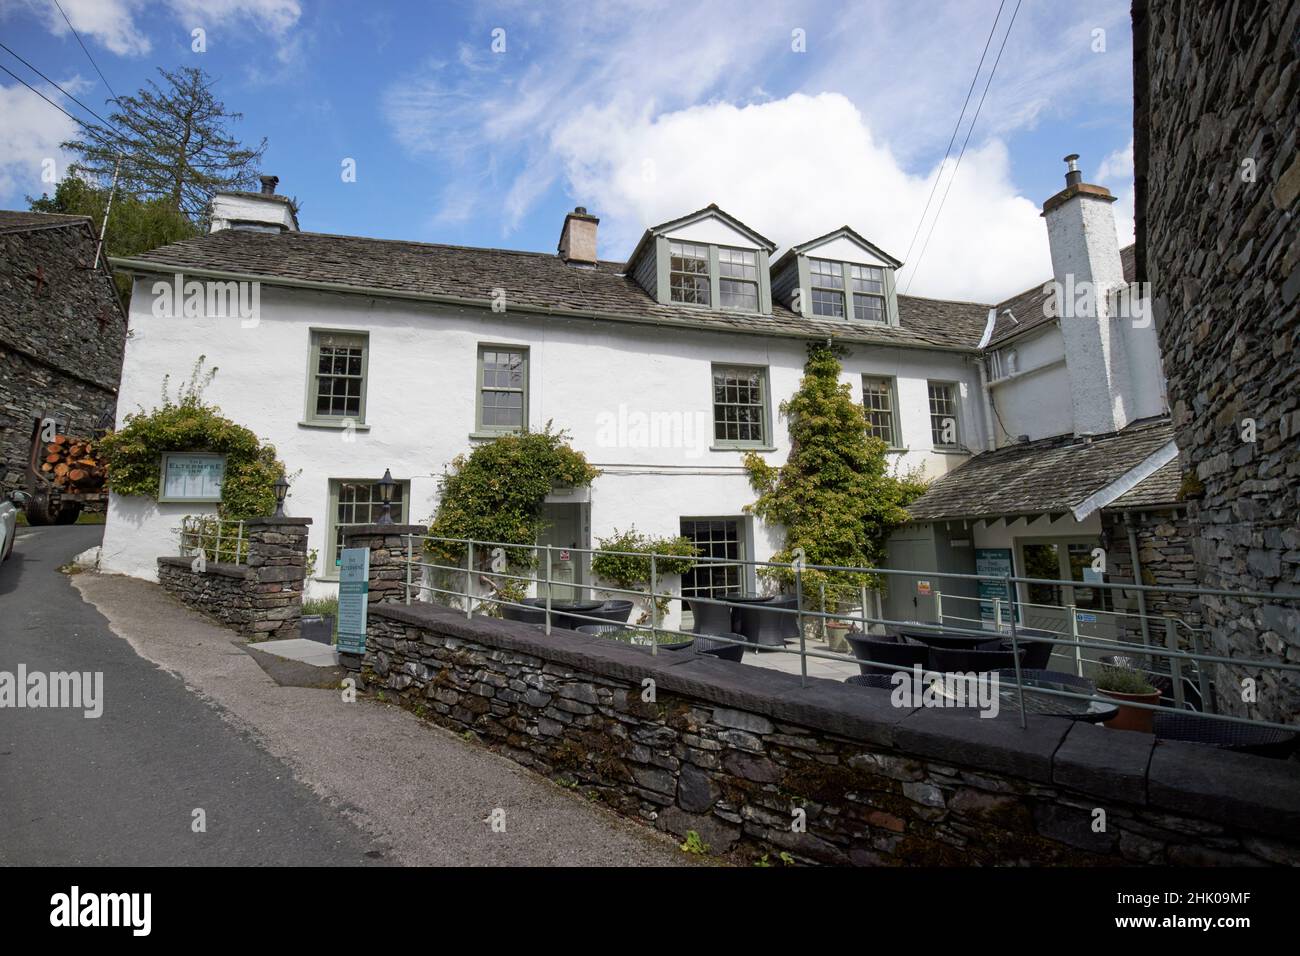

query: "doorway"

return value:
[538, 501, 589, 602]
[1016, 538, 1119, 666]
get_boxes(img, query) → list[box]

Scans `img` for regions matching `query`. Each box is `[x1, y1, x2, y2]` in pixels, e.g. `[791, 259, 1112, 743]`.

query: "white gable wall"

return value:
[662, 217, 760, 249]
[803, 235, 890, 267]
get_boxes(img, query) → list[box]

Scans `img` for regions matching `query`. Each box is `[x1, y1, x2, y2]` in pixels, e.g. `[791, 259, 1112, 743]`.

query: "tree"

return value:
[29, 170, 198, 300]
[61, 65, 266, 221]
[743, 341, 928, 609]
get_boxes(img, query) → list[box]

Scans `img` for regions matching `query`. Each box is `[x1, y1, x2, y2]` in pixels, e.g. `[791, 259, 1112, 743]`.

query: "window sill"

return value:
[298, 420, 370, 431]
[933, 446, 971, 455]
[710, 444, 776, 453]
[884, 447, 909, 454]
[469, 430, 523, 441]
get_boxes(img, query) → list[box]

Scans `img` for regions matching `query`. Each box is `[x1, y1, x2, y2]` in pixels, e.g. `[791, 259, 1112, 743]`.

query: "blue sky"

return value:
[0, 0, 1136, 301]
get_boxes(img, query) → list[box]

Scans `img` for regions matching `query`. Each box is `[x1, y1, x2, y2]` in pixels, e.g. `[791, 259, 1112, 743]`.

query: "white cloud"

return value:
[1095, 137, 1135, 247]
[556, 92, 1052, 302]
[382, 0, 1133, 302]
[0, 75, 83, 202]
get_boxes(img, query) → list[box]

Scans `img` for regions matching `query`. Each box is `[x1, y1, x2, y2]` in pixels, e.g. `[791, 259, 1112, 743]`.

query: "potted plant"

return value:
[1095, 665, 1161, 732]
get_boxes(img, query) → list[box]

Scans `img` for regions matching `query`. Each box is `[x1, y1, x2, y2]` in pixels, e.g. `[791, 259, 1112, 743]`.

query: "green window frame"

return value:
[809, 258, 846, 318]
[927, 380, 961, 449]
[305, 329, 369, 425]
[717, 246, 759, 312]
[476, 345, 529, 434]
[669, 241, 711, 305]
[325, 477, 409, 577]
[850, 265, 886, 323]
[862, 376, 901, 448]
[711, 364, 770, 448]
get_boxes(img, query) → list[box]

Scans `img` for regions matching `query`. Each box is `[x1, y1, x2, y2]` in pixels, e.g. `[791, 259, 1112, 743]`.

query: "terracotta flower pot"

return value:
[1098, 687, 1162, 733]
[825, 620, 852, 654]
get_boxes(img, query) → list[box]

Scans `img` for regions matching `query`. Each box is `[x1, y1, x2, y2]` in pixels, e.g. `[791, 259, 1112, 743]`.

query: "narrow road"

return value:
[1, 526, 686, 866]
[0, 525, 384, 864]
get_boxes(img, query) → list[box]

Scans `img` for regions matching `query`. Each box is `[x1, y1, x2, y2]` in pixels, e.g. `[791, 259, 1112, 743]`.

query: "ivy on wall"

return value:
[591, 527, 699, 588]
[97, 357, 287, 520]
[743, 341, 928, 610]
[426, 424, 599, 565]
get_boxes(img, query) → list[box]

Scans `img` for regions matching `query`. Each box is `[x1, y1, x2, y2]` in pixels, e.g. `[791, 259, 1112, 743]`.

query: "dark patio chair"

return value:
[501, 600, 547, 625]
[928, 645, 1026, 673]
[846, 632, 930, 677]
[1153, 712, 1299, 759]
[686, 596, 737, 636]
[735, 595, 799, 649]
[586, 600, 634, 624]
[998, 635, 1056, 670]
[693, 632, 749, 662]
[844, 674, 897, 690]
[575, 623, 693, 650]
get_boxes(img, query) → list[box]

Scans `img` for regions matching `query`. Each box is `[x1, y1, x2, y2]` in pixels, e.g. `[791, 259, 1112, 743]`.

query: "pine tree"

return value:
[61, 66, 266, 221]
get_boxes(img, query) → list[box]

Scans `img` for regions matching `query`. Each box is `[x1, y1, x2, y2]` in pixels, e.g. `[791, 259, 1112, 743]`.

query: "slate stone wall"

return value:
[361, 601, 1300, 866]
[157, 517, 311, 638]
[1138, 1, 1300, 722]
[0, 219, 126, 496]
[1100, 507, 1201, 645]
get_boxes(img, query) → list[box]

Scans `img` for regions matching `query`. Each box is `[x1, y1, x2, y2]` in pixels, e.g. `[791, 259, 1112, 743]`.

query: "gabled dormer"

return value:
[626, 204, 777, 314]
[770, 227, 903, 326]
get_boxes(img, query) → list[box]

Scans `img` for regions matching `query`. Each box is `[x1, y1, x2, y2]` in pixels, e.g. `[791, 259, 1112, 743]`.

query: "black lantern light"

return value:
[376, 468, 395, 525]
[272, 475, 290, 517]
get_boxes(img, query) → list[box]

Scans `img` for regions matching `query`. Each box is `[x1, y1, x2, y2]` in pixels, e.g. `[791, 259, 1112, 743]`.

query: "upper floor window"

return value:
[928, 381, 960, 449]
[862, 376, 900, 447]
[307, 329, 368, 425]
[712, 364, 769, 447]
[669, 241, 710, 305]
[850, 265, 886, 323]
[477, 345, 528, 433]
[809, 258, 845, 318]
[718, 247, 759, 311]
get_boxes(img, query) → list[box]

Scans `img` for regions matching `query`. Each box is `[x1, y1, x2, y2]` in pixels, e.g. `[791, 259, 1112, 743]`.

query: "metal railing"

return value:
[390, 534, 1300, 734]
[176, 515, 248, 565]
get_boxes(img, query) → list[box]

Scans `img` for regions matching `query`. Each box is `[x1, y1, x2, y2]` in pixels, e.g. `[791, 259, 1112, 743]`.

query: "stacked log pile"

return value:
[40, 434, 106, 493]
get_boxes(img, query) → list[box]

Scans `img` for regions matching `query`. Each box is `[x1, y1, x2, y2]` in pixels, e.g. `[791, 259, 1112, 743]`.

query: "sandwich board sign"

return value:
[337, 547, 370, 655]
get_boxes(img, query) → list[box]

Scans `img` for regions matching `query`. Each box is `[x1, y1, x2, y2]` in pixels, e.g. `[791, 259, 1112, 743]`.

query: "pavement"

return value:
[0, 526, 689, 866]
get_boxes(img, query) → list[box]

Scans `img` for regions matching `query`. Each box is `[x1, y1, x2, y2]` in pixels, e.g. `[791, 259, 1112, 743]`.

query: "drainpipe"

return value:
[976, 357, 997, 451]
[1123, 511, 1152, 651]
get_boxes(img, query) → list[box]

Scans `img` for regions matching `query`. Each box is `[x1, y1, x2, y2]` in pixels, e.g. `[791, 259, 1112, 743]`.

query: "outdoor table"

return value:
[994, 669, 1117, 722]
[547, 599, 604, 630]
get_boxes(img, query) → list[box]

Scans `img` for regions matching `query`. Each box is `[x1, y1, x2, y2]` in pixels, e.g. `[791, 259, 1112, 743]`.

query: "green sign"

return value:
[975, 547, 1017, 626]
[337, 547, 370, 655]
[158, 452, 226, 503]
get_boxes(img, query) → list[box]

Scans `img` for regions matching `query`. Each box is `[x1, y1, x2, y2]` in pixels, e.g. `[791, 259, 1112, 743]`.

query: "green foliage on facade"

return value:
[590, 527, 699, 589]
[97, 357, 286, 520]
[426, 424, 599, 564]
[743, 341, 928, 609]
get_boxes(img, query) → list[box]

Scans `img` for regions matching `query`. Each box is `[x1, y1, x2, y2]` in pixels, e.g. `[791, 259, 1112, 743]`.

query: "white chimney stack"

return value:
[1042, 154, 1132, 437]
[209, 174, 299, 234]
[557, 206, 599, 265]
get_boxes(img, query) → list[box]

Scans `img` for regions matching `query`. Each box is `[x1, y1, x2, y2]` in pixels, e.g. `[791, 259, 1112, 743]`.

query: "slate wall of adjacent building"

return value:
[0, 218, 126, 497]
[1136, 0, 1300, 722]
[1100, 507, 1201, 646]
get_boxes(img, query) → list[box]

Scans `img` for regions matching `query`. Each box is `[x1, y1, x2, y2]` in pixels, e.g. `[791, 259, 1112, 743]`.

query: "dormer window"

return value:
[850, 265, 886, 323]
[809, 258, 846, 317]
[669, 241, 710, 305]
[718, 248, 759, 311]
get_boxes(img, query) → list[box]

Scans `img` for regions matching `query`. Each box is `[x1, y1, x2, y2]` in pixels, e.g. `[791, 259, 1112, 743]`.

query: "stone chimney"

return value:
[209, 174, 298, 234]
[557, 206, 599, 264]
[1042, 154, 1132, 437]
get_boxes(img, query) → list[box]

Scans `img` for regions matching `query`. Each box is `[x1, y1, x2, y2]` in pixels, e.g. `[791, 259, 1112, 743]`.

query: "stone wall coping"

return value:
[372, 600, 1300, 840]
[244, 516, 313, 526]
[157, 555, 251, 579]
[343, 523, 427, 540]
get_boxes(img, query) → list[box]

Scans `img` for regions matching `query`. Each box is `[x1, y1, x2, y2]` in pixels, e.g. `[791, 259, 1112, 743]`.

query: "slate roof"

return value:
[1109, 459, 1183, 509]
[987, 244, 1137, 346]
[121, 228, 990, 351]
[0, 210, 93, 234]
[905, 418, 1178, 522]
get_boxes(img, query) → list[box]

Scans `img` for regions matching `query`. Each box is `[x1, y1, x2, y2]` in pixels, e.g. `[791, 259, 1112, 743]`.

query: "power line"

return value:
[899, 0, 1006, 270]
[0, 40, 123, 137]
[50, 0, 123, 106]
[904, 0, 1024, 294]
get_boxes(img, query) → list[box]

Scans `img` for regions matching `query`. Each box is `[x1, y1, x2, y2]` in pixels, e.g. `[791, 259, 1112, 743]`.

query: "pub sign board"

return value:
[158, 452, 227, 503]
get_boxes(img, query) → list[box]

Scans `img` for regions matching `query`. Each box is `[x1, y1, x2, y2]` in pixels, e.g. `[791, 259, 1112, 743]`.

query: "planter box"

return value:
[301, 614, 335, 645]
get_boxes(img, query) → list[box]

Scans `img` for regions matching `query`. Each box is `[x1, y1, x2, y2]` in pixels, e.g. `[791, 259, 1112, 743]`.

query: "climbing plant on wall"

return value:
[743, 341, 928, 609]
[97, 356, 287, 519]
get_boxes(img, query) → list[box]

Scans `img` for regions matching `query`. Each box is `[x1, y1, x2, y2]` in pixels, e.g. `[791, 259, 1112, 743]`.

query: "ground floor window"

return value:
[326, 477, 409, 575]
[680, 518, 747, 598]
[1019, 539, 1112, 613]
